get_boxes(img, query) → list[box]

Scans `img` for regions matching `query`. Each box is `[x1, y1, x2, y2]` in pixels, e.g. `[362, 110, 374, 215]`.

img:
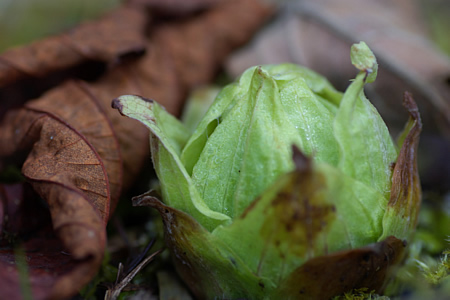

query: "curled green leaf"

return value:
[351, 41, 378, 83]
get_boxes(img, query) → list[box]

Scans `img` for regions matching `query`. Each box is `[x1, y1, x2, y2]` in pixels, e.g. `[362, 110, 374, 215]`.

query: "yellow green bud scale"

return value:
[112, 42, 421, 299]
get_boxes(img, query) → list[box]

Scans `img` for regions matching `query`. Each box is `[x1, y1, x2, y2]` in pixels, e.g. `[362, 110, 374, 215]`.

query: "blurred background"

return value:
[0, 0, 448, 54]
[0, 0, 449, 298]
[0, 0, 120, 52]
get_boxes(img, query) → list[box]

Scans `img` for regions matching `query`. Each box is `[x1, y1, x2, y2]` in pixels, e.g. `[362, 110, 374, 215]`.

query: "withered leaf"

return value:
[0, 6, 147, 87]
[381, 92, 422, 240]
[0, 0, 273, 299]
[127, 0, 223, 15]
[0, 92, 114, 299]
[272, 236, 406, 300]
[0, 183, 51, 240]
[0, 182, 100, 300]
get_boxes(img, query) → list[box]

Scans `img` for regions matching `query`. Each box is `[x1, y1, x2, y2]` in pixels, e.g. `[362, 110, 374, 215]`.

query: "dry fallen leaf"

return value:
[0, 182, 97, 300]
[0, 82, 115, 300]
[127, 0, 223, 15]
[0, 6, 148, 88]
[0, 1, 273, 298]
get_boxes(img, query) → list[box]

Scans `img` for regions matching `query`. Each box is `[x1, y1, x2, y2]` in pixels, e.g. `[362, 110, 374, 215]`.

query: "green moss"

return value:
[332, 287, 389, 300]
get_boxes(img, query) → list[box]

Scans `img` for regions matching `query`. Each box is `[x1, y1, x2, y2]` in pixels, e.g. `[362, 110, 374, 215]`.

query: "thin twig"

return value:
[104, 248, 164, 300]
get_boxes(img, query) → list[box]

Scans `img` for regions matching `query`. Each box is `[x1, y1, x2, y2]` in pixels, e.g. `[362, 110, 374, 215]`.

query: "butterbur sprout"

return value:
[112, 42, 422, 299]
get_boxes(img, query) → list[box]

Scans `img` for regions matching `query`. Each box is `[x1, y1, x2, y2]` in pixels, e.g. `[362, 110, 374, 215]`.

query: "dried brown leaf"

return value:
[381, 92, 423, 239]
[0, 6, 148, 87]
[0, 182, 102, 300]
[0, 97, 113, 299]
[273, 236, 406, 299]
[126, 0, 223, 15]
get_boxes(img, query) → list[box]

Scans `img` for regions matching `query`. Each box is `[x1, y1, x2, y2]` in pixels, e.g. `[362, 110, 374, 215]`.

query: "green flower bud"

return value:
[112, 42, 422, 299]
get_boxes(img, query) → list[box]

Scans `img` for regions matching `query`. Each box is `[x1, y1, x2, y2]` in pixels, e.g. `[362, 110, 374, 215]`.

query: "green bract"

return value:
[112, 42, 422, 299]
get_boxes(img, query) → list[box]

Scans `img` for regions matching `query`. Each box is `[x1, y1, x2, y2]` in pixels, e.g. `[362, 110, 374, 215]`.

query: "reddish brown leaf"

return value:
[0, 81, 121, 213]
[0, 1, 273, 299]
[0, 6, 148, 87]
[381, 92, 422, 239]
[0, 183, 51, 239]
[273, 236, 406, 299]
[0, 182, 96, 300]
[127, 0, 223, 15]
[0, 105, 111, 299]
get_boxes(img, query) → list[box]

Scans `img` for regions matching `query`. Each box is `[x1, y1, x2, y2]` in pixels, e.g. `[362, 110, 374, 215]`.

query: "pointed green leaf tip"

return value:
[351, 41, 378, 83]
